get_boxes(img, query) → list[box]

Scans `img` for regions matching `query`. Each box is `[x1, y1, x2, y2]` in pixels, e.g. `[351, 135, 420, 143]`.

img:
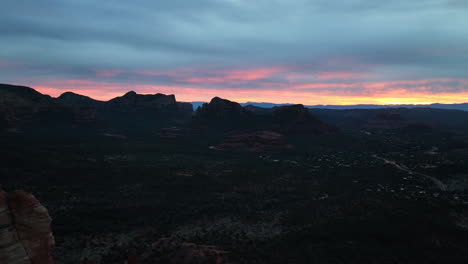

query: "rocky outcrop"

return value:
[99, 91, 193, 129]
[107, 91, 177, 110]
[195, 97, 250, 121]
[270, 104, 337, 135]
[193, 97, 255, 131]
[0, 189, 54, 264]
[194, 98, 337, 135]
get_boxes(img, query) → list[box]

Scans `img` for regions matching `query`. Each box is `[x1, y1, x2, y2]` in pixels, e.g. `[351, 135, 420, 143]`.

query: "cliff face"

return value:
[270, 104, 338, 134]
[0, 190, 54, 264]
[107, 91, 177, 110]
[195, 97, 249, 120]
[193, 97, 254, 131]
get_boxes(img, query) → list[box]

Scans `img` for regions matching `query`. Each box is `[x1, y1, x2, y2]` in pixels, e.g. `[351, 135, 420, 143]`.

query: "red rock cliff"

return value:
[0, 190, 54, 264]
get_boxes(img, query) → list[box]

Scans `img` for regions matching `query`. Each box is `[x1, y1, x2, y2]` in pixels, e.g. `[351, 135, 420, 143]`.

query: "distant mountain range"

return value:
[0, 83, 336, 136]
[0, 83, 192, 132]
[2, 83, 468, 136]
[190, 101, 468, 111]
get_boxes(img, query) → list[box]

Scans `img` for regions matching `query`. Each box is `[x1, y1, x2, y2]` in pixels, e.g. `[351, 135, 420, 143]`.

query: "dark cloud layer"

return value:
[0, 0, 467, 103]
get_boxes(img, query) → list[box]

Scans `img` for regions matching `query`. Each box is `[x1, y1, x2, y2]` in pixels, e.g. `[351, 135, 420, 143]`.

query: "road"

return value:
[372, 155, 447, 191]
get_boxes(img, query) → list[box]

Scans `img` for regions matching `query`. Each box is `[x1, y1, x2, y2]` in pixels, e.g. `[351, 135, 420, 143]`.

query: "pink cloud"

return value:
[181, 67, 287, 84]
[10, 62, 465, 105]
[105, 66, 288, 84]
[29, 76, 468, 106]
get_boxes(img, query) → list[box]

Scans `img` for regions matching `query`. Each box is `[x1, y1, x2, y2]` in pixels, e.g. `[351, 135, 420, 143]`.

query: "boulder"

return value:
[0, 189, 54, 264]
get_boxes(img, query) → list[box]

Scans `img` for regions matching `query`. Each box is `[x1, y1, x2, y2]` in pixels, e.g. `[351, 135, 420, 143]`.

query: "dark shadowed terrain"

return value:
[1, 84, 468, 263]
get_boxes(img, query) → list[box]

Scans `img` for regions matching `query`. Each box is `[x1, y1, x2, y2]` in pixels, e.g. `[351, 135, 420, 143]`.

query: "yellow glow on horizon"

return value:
[32, 80, 468, 106]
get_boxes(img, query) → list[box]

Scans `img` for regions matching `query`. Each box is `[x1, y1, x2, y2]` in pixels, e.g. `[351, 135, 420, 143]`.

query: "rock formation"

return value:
[0, 84, 53, 106]
[0, 84, 94, 130]
[0, 84, 194, 131]
[193, 97, 254, 131]
[57, 92, 101, 106]
[0, 189, 54, 264]
[270, 104, 337, 134]
[194, 97, 337, 135]
[196, 97, 248, 119]
[107, 91, 178, 110]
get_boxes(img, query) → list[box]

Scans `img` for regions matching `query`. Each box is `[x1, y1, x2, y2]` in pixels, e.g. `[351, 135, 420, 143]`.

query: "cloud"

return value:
[0, 0, 467, 103]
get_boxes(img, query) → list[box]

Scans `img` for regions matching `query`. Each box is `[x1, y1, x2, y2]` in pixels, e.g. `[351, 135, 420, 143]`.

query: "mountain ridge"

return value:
[195, 101, 468, 111]
[3, 83, 466, 111]
[2, 83, 468, 134]
[0, 84, 193, 131]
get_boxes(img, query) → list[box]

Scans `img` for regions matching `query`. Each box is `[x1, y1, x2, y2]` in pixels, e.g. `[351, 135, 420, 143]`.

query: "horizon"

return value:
[8, 82, 468, 107]
[36, 84, 468, 106]
[1, 1, 468, 105]
[25, 78, 468, 106]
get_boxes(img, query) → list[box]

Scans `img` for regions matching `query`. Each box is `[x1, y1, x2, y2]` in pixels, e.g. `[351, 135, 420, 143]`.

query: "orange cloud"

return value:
[183, 67, 286, 84]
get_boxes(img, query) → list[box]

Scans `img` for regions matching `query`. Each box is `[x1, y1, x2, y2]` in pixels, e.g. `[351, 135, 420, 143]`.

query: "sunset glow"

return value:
[1, 0, 467, 106]
[30, 73, 468, 105]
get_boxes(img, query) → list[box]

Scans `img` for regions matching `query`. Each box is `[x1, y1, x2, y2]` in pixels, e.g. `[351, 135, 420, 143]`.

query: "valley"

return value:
[1, 84, 468, 263]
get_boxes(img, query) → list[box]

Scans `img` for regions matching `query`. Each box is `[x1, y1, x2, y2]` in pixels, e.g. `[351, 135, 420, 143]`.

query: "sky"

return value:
[1, 0, 468, 105]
